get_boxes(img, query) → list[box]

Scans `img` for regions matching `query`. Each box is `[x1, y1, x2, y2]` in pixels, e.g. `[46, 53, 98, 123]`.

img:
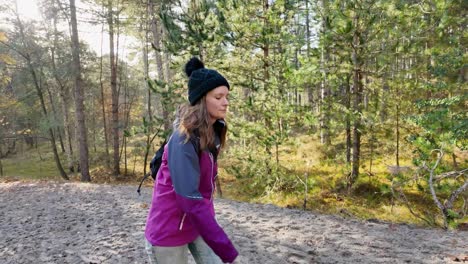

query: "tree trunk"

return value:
[0, 143, 3, 176]
[369, 125, 374, 176]
[124, 136, 127, 175]
[108, 0, 120, 176]
[164, 41, 172, 88]
[216, 177, 223, 198]
[380, 34, 389, 123]
[305, 0, 314, 108]
[143, 20, 151, 121]
[150, 0, 171, 131]
[142, 1, 153, 177]
[31, 65, 68, 180]
[119, 65, 132, 176]
[43, 77, 65, 153]
[319, 0, 330, 145]
[63, 100, 75, 172]
[57, 128, 65, 153]
[345, 76, 351, 164]
[69, 0, 90, 182]
[395, 56, 401, 167]
[396, 101, 400, 167]
[163, 24, 174, 131]
[14, 9, 68, 180]
[452, 153, 458, 170]
[91, 99, 97, 153]
[263, 0, 272, 175]
[349, 11, 362, 191]
[380, 78, 389, 122]
[99, 24, 111, 169]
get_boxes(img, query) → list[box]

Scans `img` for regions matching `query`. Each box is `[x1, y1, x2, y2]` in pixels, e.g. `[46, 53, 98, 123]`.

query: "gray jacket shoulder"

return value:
[167, 130, 202, 199]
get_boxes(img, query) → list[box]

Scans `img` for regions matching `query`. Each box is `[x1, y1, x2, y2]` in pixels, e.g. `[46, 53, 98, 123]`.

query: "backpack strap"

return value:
[137, 173, 150, 196]
[136, 137, 170, 196]
[137, 133, 200, 196]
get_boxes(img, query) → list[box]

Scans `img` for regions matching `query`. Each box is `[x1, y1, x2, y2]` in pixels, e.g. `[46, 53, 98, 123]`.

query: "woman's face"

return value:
[205, 85, 229, 122]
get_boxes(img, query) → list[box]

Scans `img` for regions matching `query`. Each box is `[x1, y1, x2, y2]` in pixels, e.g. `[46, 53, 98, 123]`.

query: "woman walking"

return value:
[144, 57, 238, 264]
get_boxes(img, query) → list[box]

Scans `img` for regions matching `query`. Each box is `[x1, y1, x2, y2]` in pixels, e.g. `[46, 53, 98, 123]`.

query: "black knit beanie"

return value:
[184, 57, 230, 106]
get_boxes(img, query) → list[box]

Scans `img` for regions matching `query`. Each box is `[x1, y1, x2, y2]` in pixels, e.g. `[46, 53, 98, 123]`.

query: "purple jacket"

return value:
[145, 128, 238, 263]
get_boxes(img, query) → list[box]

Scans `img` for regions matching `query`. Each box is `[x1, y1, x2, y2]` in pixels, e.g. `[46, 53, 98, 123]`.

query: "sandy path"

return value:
[0, 181, 466, 264]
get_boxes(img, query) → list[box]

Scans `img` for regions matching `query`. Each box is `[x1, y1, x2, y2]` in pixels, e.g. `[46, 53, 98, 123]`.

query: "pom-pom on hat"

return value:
[184, 57, 230, 106]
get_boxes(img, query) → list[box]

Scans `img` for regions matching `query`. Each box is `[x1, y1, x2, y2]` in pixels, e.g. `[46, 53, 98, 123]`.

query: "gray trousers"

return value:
[145, 237, 223, 264]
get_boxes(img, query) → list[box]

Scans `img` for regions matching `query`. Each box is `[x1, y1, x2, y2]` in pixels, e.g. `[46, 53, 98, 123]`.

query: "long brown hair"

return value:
[178, 96, 227, 151]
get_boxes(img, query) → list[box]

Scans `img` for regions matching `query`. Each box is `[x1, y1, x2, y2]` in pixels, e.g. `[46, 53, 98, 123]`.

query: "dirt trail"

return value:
[0, 181, 466, 264]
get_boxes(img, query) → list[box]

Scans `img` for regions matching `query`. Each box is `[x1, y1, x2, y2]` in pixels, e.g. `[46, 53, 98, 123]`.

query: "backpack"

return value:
[137, 140, 167, 195]
[136, 136, 200, 195]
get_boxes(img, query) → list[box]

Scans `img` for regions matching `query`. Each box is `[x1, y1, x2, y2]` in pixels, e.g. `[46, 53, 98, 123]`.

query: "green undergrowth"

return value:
[1, 144, 61, 180]
[219, 134, 468, 228]
[2, 135, 466, 229]
[0, 142, 149, 185]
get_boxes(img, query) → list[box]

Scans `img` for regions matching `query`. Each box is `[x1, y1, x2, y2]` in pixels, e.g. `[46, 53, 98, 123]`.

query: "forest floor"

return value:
[0, 180, 467, 264]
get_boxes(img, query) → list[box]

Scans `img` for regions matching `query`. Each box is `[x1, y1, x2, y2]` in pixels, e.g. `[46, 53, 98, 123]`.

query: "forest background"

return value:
[0, 0, 466, 230]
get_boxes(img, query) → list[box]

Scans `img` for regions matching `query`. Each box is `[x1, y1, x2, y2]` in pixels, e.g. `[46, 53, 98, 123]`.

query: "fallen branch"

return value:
[391, 178, 435, 226]
[391, 149, 467, 229]
[426, 150, 467, 229]
[434, 168, 468, 182]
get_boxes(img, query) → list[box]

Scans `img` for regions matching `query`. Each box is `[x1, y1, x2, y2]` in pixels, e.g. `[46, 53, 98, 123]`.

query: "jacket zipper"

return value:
[209, 152, 215, 201]
[178, 213, 186, 231]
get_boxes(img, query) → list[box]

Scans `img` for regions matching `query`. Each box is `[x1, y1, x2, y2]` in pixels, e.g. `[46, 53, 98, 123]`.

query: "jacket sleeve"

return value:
[168, 133, 238, 263]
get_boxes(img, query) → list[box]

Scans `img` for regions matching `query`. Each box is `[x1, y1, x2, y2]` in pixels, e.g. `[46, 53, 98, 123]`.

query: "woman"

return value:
[144, 57, 239, 264]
